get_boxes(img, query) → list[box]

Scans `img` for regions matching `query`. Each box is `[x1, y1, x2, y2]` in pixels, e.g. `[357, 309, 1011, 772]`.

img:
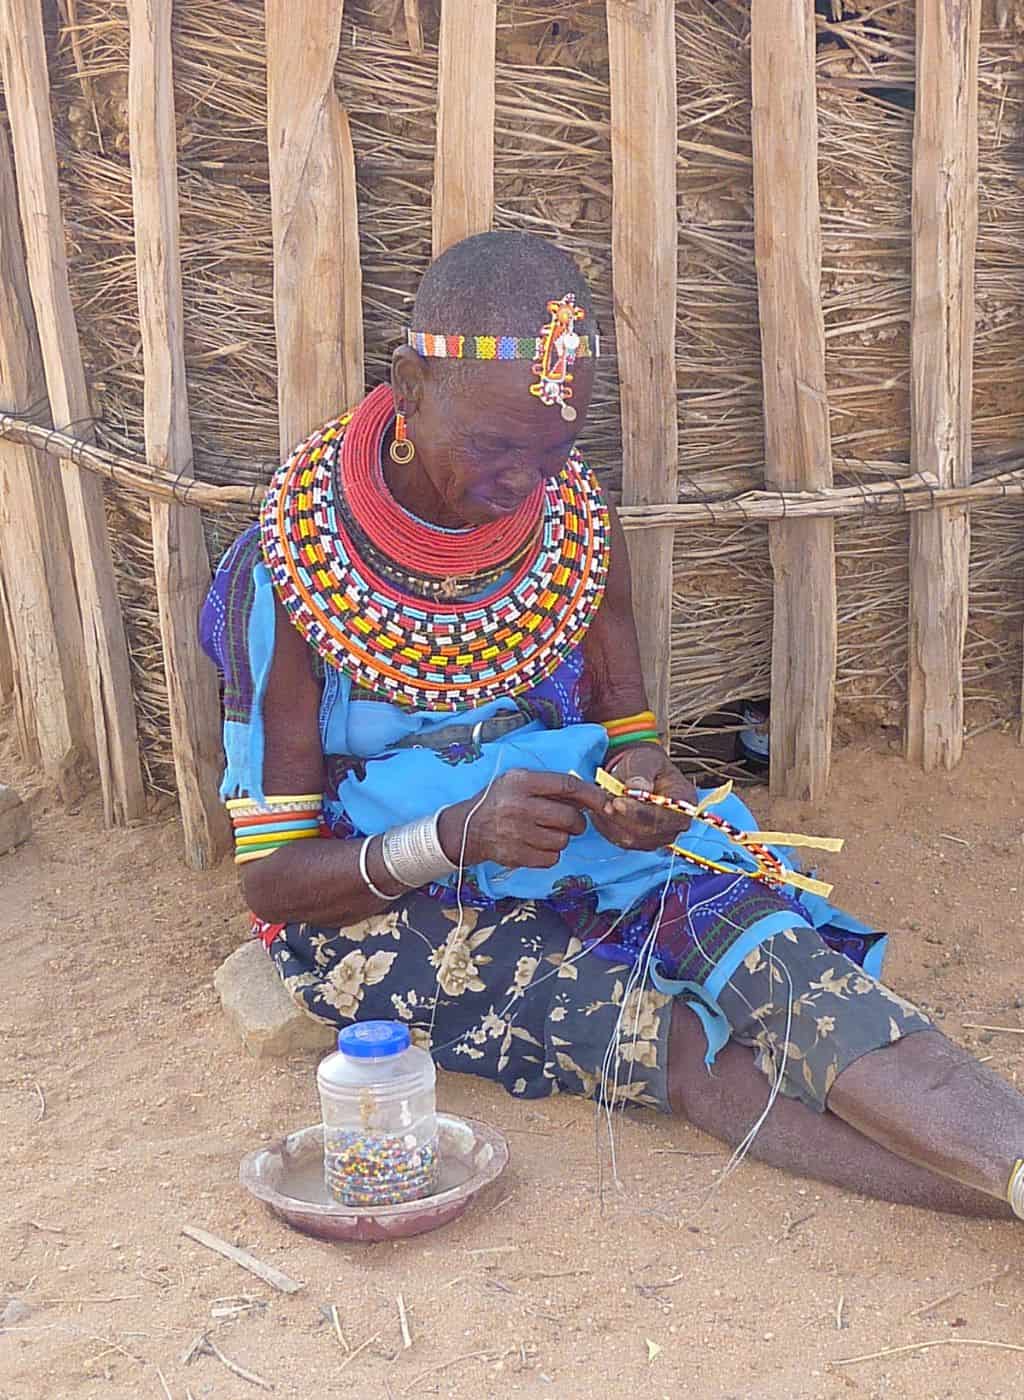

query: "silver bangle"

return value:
[381, 809, 457, 889]
[358, 835, 401, 902]
[1010, 1159, 1024, 1222]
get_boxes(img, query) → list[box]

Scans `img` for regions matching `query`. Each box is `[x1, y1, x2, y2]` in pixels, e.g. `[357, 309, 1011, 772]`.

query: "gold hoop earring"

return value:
[390, 411, 416, 465]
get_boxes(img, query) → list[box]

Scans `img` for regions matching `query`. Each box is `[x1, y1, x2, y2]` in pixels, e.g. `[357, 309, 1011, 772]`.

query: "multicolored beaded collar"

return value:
[260, 387, 611, 710]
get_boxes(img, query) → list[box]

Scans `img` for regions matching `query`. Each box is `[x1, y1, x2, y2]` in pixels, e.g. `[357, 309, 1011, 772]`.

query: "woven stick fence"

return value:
[0, 0, 1023, 868]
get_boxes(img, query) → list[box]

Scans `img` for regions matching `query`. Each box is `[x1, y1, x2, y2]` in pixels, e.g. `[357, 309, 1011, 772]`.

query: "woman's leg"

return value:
[667, 1003, 1015, 1219]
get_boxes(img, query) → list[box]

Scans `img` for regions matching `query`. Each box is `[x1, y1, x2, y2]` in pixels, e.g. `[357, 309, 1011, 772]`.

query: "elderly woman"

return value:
[202, 232, 1023, 1222]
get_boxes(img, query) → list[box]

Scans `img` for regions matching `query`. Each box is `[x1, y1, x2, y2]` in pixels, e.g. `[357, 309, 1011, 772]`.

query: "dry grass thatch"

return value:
[5, 0, 1021, 786]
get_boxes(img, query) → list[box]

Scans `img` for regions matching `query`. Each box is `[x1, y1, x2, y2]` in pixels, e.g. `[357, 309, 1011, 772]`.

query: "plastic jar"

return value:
[317, 1020, 438, 1207]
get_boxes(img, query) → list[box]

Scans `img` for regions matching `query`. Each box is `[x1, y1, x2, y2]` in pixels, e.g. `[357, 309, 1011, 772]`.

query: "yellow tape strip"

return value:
[779, 869, 834, 898]
[740, 832, 844, 854]
[693, 781, 733, 815]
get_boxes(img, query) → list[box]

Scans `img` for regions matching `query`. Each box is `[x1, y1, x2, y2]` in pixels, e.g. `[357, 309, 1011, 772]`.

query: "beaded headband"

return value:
[407, 293, 599, 422]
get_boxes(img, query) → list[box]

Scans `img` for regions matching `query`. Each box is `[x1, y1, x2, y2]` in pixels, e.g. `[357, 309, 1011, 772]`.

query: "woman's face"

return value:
[391, 347, 595, 527]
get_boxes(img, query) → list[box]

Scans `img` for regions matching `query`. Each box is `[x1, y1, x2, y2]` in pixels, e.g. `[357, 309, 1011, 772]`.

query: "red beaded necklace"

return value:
[340, 385, 545, 579]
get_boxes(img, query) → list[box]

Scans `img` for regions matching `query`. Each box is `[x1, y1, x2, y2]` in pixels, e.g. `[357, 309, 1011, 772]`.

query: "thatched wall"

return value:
[15, 0, 1024, 787]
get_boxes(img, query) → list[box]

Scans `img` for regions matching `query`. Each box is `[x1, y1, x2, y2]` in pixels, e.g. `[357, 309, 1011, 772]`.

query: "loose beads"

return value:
[323, 1128, 439, 1207]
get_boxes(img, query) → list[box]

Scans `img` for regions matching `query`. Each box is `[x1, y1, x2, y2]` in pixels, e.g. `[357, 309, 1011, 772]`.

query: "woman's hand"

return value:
[592, 744, 698, 852]
[438, 769, 609, 871]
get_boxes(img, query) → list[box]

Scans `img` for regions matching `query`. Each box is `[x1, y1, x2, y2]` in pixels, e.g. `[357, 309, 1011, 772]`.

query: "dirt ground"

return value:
[1, 725, 1022, 1400]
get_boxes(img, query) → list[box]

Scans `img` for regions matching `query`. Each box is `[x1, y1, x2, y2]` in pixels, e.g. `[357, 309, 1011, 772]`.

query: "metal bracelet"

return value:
[381, 810, 457, 889]
[1010, 1158, 1024, 1221]
[358, 835, 401, 903]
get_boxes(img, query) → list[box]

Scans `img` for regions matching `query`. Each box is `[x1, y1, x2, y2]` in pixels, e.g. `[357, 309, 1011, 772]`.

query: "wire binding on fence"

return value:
[4, 406, 1024, 528]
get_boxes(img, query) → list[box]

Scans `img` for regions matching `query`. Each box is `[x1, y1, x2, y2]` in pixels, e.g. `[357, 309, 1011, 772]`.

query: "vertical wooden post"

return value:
[0, 120, 93, 796]
[0, 577, 13, 708]
[906, 0, 980, 770]
[751, 0, 836, 802]
[432, 0, 496, 255]
[0, 565, 33, 760]
[0, 0, 145, 824]
[607, 0, 678, 730]
[265, 0, 363, 456]
[127, 0, 229, 868]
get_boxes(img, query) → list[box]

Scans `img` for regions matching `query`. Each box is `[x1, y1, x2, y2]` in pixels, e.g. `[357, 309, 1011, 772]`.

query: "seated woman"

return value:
[202, 231, 1023, 1223]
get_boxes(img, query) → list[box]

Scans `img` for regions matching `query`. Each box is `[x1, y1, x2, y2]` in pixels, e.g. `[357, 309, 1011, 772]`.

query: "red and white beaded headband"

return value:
[407, 293, 600, 422]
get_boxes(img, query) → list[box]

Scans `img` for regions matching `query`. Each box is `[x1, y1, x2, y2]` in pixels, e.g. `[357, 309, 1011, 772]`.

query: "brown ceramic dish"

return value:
[239, 1114, 510, 1243]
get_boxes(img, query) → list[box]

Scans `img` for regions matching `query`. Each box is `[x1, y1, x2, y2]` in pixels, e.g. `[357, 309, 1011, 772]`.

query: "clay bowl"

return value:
[239, 1114, 509, 1244]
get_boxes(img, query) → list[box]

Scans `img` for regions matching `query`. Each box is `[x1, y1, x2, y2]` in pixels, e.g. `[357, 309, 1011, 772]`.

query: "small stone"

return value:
[0, 786, 30, 856]
[214, 940, 335, 1059]
[1, 1298, 31, 1330]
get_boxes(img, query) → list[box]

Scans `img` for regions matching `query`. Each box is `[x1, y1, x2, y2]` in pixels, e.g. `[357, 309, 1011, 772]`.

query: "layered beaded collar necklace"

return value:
[260, 385, 611, 710]
[338, 386, 540, 602]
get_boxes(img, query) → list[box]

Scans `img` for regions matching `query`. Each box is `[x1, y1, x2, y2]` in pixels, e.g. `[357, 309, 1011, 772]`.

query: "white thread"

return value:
[705, 940, 795, 1203]
[425, 753, 507, 1048]
[596, 854, 677, 1195]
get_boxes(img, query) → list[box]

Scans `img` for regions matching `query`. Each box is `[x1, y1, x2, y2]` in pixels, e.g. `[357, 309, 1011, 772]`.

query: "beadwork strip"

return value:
[407, 331, 597, 361]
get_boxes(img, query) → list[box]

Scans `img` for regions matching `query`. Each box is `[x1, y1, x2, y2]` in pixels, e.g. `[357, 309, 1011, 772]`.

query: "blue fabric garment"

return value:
[199, 519, 885, 1065]
[198, 531, 871, 929]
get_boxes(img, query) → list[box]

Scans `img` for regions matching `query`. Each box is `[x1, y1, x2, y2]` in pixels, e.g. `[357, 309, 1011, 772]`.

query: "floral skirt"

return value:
[261, 876, 931, 1114]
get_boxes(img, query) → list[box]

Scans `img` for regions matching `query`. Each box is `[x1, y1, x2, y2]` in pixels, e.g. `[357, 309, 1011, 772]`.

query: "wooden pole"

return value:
[432, 0, 496, 255]
[0, 564, 34, 759]
[0, 574, 13, 708]
[0, 0, 145, 824]
[906, 0, 980, 770]
[0, 119, 93, 796]
[127, 0, 229, 868]
[751, 0, 836, 802]
[265, 0, 363, 456]
[606, 0, 678, 730]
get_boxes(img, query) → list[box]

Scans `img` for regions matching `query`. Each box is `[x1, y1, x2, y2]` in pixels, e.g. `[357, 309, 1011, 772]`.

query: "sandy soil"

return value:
[1, 726, 1022, 1400]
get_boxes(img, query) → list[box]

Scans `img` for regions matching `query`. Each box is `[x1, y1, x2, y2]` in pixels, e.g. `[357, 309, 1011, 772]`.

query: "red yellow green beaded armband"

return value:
[602, 710, 662, 751]
[227, 794, 324, 866]
[594, 768, 843, 899]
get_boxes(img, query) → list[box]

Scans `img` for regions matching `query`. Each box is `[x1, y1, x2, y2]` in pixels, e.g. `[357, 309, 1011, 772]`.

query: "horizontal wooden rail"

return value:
[5, 412, 1024, 525]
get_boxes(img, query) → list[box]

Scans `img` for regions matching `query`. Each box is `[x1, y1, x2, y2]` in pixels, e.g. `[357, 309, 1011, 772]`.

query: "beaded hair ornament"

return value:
[406, 292, 598, 423]
[594, 768, 844, 899]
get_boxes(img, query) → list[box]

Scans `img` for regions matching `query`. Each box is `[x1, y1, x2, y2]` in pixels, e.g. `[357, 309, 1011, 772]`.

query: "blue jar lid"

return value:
[337, 1020, 411, 1058]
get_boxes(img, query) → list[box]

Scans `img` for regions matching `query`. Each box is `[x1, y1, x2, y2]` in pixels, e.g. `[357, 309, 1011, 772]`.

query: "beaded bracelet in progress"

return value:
[594, 768, 843, 899]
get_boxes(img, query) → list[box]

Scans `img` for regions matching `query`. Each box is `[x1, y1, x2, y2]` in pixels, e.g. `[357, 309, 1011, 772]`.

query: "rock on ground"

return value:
[214, 939, 336, 1058]
[0, 1298, 31, 1331]
[0, 785, 30, 856]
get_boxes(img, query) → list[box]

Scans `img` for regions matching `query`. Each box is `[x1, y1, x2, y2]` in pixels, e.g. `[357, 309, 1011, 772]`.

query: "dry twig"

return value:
[204, 1334, 274, 1390]
[180, 1226, 304, 1294]
[835, 1337, 1024, 1366]
[906, 1264, 1010, 1320]
[397, 1293, 412, 1350]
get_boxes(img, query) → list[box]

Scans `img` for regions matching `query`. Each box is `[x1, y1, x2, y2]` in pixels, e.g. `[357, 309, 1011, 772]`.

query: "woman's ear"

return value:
[391, 345, 428, 420]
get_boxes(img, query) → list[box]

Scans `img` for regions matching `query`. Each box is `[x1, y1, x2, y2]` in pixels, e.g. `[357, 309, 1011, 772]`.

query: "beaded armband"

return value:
[227, 794, 324, 866]
[602, 710, 662, 752]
